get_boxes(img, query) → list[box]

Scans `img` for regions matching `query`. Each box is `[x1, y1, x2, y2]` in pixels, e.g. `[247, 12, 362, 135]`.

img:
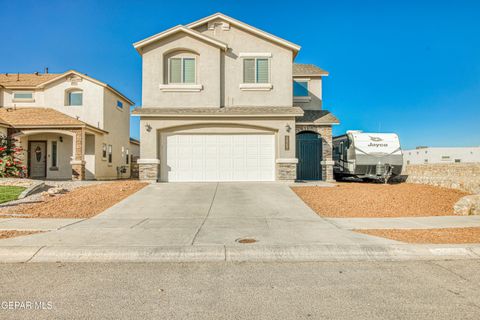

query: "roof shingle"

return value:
[0, 107, 86, 127]
[296, 110, 339, 124]
[293, 64, 328, 76]
[0, 73, 61, 87]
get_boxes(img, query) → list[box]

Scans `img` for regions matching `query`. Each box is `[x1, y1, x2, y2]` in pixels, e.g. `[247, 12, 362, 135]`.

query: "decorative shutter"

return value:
[183, 58, 196, 84]
[256, 59, 269, 83]
[169, 58, 182, 83]
[243, 59, 255, 83]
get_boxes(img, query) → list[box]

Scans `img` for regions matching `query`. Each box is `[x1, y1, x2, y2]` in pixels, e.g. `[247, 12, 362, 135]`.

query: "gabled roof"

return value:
[0, 70, 134, 105]
[133, 25, 228, 54]
[296, 110, 339, 125]
[0, 107, 108, 133]
[293, 64, 329, 76]
[186, 13, 301, 54]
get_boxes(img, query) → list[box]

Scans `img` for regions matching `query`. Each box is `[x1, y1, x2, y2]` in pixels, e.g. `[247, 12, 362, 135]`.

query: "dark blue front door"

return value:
[296, 132, 322, 180]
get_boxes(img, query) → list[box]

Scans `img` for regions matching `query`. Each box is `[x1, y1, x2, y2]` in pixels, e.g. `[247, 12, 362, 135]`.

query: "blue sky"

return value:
[1, 0, 479, 149]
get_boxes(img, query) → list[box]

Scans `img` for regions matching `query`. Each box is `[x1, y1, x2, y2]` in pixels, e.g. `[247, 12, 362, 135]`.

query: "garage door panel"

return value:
[166, 134, 274, 182]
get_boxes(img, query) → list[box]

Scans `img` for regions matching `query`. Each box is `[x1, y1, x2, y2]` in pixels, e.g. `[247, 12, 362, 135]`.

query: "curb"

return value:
[0, 244, 479, 263]
[18, 181, 45, 199]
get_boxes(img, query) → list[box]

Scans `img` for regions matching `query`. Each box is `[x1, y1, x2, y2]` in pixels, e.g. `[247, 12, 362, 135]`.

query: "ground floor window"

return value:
[126, 149, 129, 164]
[51, 141, 58, 168]
[108, 145, 112, 163]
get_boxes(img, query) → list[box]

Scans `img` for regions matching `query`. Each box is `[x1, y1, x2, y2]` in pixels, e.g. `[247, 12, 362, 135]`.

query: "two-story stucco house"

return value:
[133, 13, 339, 182]
[0, 70, 136, 180]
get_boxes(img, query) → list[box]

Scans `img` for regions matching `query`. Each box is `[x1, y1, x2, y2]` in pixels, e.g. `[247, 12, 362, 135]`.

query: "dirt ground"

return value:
[0, 180, 147, 219]
[0, 230, 42, 239]
[356, 227, 480, 244]
[292, 182, 469, 217]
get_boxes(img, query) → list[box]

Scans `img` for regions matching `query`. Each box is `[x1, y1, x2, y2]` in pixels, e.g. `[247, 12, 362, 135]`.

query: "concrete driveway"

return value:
[0, 183, 396, 248]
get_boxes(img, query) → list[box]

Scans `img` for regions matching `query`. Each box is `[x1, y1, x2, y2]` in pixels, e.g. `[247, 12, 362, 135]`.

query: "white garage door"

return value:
[166, 134, 275, 182]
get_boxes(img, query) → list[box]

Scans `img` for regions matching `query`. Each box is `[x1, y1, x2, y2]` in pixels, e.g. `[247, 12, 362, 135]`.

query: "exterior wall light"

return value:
[285, 124, 292, 133]
[145, 124, 152, 132]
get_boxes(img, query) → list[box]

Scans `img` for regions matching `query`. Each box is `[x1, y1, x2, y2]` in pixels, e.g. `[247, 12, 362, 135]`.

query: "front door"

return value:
[296, 132, 322, 180]
[29, 141, 47, 178]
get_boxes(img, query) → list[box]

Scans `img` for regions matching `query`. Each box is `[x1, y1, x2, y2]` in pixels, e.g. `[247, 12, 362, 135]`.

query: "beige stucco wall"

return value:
[140, 22, 294, 109]
[141, 33, 222, 108]
[293, 76, 323, 110]
[92, 88, 132, 179]
[129, 142, 140, 158]
[0, 125, 7, 136]
[196, 22, 293, 107]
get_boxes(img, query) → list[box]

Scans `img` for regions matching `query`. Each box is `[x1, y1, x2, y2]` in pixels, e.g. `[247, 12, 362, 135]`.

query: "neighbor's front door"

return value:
[29, 141, 47, 178]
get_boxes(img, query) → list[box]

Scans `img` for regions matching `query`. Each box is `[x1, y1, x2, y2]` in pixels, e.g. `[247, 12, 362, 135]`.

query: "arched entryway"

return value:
[296, 131, 323, 180]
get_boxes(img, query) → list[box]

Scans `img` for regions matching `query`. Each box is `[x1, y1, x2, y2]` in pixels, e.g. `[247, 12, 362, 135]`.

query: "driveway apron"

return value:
[0, 183, 398, 247]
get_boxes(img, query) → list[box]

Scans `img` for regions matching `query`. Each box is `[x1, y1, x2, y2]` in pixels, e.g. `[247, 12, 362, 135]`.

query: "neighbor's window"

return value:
[102, 143, 107, 159]
[117, 100, 123, 109]
[13, 91, 34, 100]
[169, 57, 196, 84]
[243, 58, 269, 83]
[441, 156, 450, 161]
[108, 145, 112, 163]
[293, 81, 308, 97]
[126, 149, 129, 165]
[455, 159, 461, 163]
[67, 90, 83, 106]
[51, 141, 58, 167]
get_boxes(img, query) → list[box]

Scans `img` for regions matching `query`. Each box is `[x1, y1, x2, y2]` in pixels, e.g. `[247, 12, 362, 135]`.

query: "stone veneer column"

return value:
[137, 159, 160, 182]
[295, 124, 335, 182]
[70, 128, 85, 180]
[276, 159, 298, 182]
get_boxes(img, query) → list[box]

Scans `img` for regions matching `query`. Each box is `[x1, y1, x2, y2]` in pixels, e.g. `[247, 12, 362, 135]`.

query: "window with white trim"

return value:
[168, 57, 196, 84]
[13, 91, 34, 100]
[243, 58, 269, 84]
[102, 143, 107, 159]
[108, 145, 112, 163]
[66, 90, 83, 106]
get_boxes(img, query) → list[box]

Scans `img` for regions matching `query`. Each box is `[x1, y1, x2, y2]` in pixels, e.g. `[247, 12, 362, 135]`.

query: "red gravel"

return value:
[356, 227, 480, 244]
[292, 183, 469, 217]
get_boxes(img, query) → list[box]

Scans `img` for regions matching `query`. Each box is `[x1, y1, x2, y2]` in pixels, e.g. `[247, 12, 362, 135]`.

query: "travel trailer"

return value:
[333, 131, 403, 182]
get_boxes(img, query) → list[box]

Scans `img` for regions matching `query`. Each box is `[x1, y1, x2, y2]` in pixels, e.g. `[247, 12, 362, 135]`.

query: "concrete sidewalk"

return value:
[327, 216, 480, 230]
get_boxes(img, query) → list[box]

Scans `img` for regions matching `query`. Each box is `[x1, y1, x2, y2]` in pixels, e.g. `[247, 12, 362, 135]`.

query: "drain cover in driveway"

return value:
[236, 238, 257, 244]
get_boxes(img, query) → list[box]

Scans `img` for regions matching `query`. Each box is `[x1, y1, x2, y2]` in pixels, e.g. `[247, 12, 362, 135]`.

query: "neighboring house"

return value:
[0, 70, 134, 180]
[132, 13, 339, 182]
[129, 137, 140, 161]
[404, 146, 480, 165]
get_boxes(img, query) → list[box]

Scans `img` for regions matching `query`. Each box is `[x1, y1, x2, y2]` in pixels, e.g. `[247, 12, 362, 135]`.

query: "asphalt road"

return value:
[1, 260, 479, 319]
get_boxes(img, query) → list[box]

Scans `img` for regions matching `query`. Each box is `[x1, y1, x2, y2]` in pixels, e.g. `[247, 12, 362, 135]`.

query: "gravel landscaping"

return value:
[356, 227, 480, 244]
[0, 230, 42, 239]
[292, 182, 469, 217]
[0, 180, 147, 218]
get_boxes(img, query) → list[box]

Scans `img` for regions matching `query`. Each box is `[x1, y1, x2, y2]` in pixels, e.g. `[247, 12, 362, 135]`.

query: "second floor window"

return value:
[293, 81, 309, 97]
[108, 145, 112, 163]
[67, 90, 83, 106]
[243, 58, 269, 84]
[169, 57, 196, 84]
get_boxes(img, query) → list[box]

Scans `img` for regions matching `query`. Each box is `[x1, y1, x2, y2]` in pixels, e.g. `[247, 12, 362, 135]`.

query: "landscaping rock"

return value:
[453, 194, 480, 216]
[46, 187, 68, 196]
